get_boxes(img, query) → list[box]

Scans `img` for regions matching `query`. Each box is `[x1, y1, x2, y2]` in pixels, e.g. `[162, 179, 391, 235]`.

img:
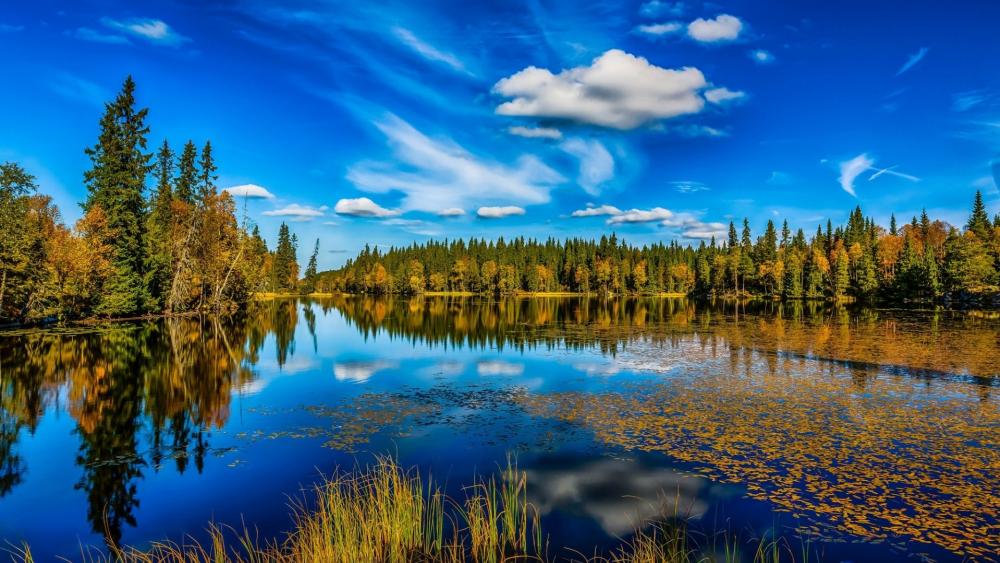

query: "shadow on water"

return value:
[0, 295, 996, 560]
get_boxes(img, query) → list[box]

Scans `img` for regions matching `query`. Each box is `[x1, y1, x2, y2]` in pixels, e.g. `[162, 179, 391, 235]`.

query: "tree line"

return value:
[0, 76, 308, 323]
[318, 192, 1000, 304]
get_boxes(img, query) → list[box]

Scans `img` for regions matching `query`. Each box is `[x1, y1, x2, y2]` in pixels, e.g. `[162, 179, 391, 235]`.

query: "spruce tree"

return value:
[147, 140, 174, 306]
[889, 214, 898, 236]
[197, 141, 217, 204]
[175, 141, 198, 205]
[82, 75, 152, 315]
[303, 239, 319, 293]
[968, 190, 991, 240]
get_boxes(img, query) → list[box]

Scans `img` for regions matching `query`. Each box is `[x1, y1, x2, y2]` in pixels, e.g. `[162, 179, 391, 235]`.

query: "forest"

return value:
[318, 194, 1000, 304]
[0, 77, 306, 324]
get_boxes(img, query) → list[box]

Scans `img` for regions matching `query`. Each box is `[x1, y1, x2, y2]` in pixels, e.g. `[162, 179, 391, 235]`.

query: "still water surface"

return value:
[0, 296, 997, 561]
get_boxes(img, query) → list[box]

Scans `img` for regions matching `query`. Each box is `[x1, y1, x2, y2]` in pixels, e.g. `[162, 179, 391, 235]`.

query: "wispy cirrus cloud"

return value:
[896, 47, 929, 76]
[639, 1, 685, 18]
[838, 154, 875, 196]
[347, 113, 565, 212]
[391, 26, 471, 76]
[507, 126, 562, 140]
[71, 27, 131, 44]
[101, 17, 190, 46]
[494, 49, 737, 130]
[838, 153, 920, 196]
[559, 138, 614, 196]
[672, 181, 708, 193]
[952, 89, 991, 112]
[48, 72, 109, 108]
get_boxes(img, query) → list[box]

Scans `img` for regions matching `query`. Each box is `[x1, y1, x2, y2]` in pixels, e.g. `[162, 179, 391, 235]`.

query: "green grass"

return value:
[9, 456, 817, 563]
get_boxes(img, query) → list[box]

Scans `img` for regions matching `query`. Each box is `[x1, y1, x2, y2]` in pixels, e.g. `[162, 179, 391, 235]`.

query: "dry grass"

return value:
[8, 457, 814, 563]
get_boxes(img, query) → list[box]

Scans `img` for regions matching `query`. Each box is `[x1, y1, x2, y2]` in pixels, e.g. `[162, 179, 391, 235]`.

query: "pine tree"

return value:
[175, 141, 198, 205]
[82, 75, 153, 315]
[889, 214, 898, 236]
[968, 190, 992, 240]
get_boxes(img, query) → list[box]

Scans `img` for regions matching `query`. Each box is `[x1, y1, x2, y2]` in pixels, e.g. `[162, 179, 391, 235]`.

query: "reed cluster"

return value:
[11, 456, 811, 563]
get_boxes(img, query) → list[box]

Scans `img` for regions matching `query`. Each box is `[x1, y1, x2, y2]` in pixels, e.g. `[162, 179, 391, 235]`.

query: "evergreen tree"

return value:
[968, 190, 992, 240]
[302, 239, 319, 293]
[197, 141, 217, 204]
[82, 75, 153, 315]
[0, 163, 39, 318]
[174, 141, 198, 205]
[889, 214, 898, 236]
[146, 140, 174, 306]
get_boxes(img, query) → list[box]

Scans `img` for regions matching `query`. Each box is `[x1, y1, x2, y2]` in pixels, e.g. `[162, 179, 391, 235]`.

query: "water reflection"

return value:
[0, 295, 997, 560]
[0, 300, 302, 546]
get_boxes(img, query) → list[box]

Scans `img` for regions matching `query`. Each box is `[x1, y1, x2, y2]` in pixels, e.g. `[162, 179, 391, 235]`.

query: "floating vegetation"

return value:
[519, 345, 1000, 559]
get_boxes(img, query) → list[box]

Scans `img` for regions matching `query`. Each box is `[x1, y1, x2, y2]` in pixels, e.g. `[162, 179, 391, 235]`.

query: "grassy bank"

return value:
[14, 457, 812, 563]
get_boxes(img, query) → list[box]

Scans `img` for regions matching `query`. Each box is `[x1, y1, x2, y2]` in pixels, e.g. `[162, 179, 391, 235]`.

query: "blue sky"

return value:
[3, 0, 1000, 268]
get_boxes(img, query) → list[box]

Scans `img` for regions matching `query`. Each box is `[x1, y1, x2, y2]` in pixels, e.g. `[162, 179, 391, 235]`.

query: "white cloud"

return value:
[391, 26, 469, 75]
[838, 154, 874, 196]
[607, 207, 674, 224]
[347, 113, 565, 211]
[640, 1, 685, 18]
[704, 87, 746, 105]
[334, 197, 399, 218]
[896, 47, 929, 76]
[223, 184, 275, 199]
[477, 360, 524, 376]
[334, 360, 397, 383]
[100, 17, 190, 46]
[560, 138, 615, 196]
[437, 207, 466, 217]
[838, 154, 921, 196]
[681, 222, 727, 239]
[635, 22, 683, 36]
[594, 205, 725, 239]
[477, 206, 525, 219]
[262, 203, 327, 219]
[750, 49, 774, 64]
[71, 27, 130, 44]
[0, 24, 24, 33]
[571, 204, 622, 217]
[687, 14, 743, 43]
[507, 126, 563, 139]
[493, 49, 714, 130]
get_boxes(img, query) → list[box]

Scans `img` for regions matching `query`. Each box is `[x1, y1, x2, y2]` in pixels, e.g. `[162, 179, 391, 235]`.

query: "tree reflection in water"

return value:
[0, 298, 303, 547]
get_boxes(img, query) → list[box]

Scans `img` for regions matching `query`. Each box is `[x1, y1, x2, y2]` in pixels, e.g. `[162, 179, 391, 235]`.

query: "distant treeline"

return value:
[318, 194, 1000, 304]
[0, 76, 306, 323]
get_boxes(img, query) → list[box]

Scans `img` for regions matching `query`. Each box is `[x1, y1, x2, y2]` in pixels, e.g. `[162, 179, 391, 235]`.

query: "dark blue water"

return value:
[0, 297, 995, 561]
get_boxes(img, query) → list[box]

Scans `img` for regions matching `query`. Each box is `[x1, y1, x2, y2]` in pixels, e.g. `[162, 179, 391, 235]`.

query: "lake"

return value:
[0, 296, 997, 561]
